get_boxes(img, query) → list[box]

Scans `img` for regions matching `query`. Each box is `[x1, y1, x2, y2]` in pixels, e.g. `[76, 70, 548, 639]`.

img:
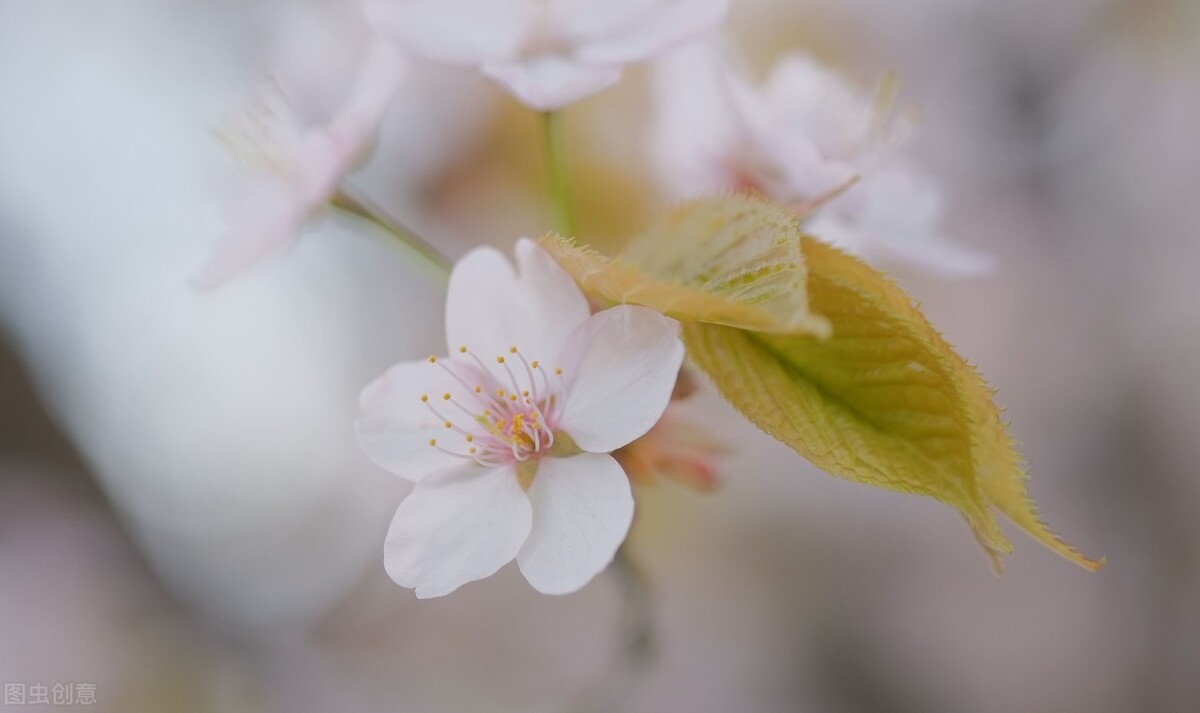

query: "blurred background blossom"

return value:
[1, 0, 1198, 711]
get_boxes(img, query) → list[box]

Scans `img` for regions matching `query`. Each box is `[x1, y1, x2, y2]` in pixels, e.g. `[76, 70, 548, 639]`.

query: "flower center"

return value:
[421, 346, 565, 467]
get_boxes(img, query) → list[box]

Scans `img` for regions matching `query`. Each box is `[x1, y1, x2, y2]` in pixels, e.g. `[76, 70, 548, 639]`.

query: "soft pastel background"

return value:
[1, 0, 1197, 711]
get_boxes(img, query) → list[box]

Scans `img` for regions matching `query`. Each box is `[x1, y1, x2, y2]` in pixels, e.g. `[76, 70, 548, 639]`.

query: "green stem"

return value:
[566, 545, 655, 713]
[543, 110, 577, 238]
[330, 186, 453, 278]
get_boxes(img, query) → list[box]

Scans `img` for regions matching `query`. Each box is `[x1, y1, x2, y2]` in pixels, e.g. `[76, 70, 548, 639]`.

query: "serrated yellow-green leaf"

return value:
[682, 235, 1101, 571]
[538, 196, 831, 336]
[795, 238, 1102, 569]
[946, 333, 1106, 571]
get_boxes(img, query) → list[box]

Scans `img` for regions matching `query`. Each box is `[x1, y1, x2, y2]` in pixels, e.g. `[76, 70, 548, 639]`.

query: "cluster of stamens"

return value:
[422, 346, 565, 466]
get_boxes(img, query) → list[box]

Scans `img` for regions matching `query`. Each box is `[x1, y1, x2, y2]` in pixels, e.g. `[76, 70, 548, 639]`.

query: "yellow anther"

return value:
[458, 346, 467, 353]
[509, 346, 518, 354]
[554, 368, 562, 375]
[474, 385, 482, 393]
[420, 394, 429, 402]
[531, 360, 540, 369]
[442, 392, 451, 401]
[497, 388, 505, 397]
[465, 434, 474, 443]
[522, 390, 529, 397]
[469, 447, 477, 454]
[496, 356, 505, 364]
[428, 438, 437, 446]
[427, 355, 437, 363]
[443, 421, 452, 428]
[509, 414, 534, 449]
[509, 394, 518, 401]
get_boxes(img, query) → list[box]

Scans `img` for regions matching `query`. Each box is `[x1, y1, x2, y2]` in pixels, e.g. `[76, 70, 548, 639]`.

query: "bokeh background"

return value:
[2, 0, 1198, 711]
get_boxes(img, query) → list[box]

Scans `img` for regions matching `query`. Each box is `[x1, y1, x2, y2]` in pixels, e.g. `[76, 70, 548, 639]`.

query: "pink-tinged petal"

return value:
[445, 245, 521, 360]
[386, 464, 532, 598]
[855, 168, 995, 276]
[873, 234, 997, 277]
[650, 42, 741, 198]
[325, 37, 406, 155]
[365, 0, 529, 65]
[512, 238, 590, 359]
[573, 0, 729, 65]
[762, 54, 861, 148]
[516, 453, 633, 595]
[556, 305, 683, 453]
[192, 178, 310, 289]
[481, 56, 622, 111]
[195, 42, 402, 289]
[357, 359, 487, 481]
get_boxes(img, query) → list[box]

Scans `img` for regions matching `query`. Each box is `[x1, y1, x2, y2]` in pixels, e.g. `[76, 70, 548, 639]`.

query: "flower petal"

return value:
[195, 42, 403, 290]
[325, 37, 407, 153]
[192, 177, 310, 289]
[445, 245, 521, 361]
[365, 0, 529, 65]
[481, 56, 622, 111]
[516, 453, 633, 595]
[512, 238, 591, 358]
[650, 42, 739, 199]
[446, 241, 590, 369]
[357, 358, 488, 481]
[386, 464, 532, 598]
[556, 305, 684, 453]
[573, 0, 729, 65]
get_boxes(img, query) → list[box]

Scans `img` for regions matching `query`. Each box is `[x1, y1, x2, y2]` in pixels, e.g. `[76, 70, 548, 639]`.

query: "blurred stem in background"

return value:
[543, 110, 577, 238]
[331, 186, 453, 279]
[568, 545, 655, 713]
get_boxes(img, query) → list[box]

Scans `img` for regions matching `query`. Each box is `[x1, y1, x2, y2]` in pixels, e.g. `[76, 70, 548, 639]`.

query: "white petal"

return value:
[517, 454, 633, 595]
[386, 464, 532, 598]
[874, 235, 997, 277]
[192, 177, 309, 289]
[194, 43, 404, 290]
[325, 37, 407, 154]
[573, 0, 729, 65]
[357, 358, 488, 481]
[446, 241, 590, 370]
[512, 238, 591, 358]
[556, 305, 683, 453]
[649, 42, 740, 199]
[365, 0, 529, 65]
[445, 245, 521, 362]
[481, 56, 622, 111]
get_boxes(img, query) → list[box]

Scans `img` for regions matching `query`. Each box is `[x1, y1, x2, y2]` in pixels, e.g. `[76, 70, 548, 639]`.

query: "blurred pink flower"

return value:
[366, 0, 728, 110]
[357, 239, 684, 597]
[194, 38, 406, 288]
[615, 404, 727, 492]
[652, 44, 994, 276]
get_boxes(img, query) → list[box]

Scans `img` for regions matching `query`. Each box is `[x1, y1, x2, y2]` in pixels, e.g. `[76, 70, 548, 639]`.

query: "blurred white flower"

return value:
[195, 37, 406, 288]
[358, 239, 684, 597]
[366, 0, 728, 110]
[652, 43, 994, 276]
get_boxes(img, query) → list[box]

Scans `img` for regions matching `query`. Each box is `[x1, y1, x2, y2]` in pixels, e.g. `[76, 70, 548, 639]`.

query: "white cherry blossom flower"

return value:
[358, 239, 684, 597]
[366, 0, 729, 110]
[652, 43, 994, 276]
[194, 37, 405, 288]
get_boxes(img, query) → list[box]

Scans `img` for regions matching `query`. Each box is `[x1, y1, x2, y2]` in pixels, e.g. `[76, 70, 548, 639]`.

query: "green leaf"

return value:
[539, 195, 830, 336]
[680, 235, 1102, 571]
